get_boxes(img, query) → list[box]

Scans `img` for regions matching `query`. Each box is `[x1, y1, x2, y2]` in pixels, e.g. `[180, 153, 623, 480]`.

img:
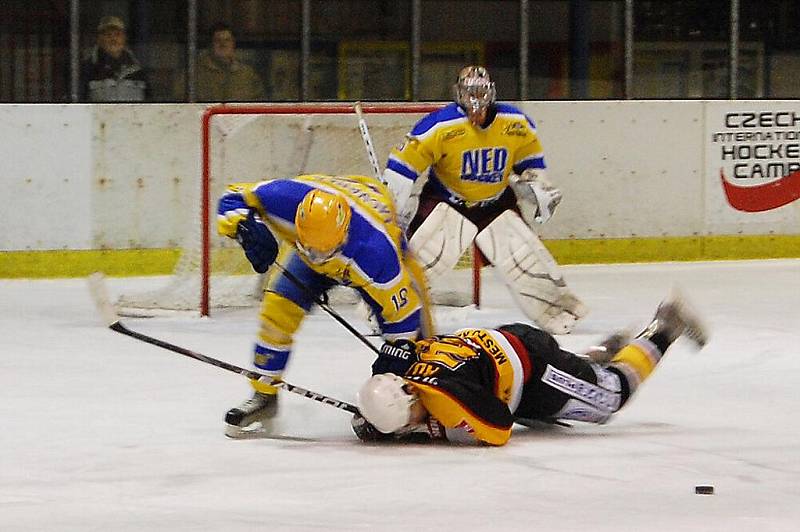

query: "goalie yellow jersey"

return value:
[402, 328, 532, 446]
[385, 102, 546, 204]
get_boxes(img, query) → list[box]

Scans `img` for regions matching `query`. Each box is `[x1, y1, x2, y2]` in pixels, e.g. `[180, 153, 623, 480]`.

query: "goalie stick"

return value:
[354, 101, 382, 181]
[87, 273, 359, 415]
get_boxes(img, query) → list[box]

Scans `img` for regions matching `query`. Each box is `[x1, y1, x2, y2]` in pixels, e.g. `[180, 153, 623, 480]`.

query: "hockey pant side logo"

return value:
[541, 364, 622, 423]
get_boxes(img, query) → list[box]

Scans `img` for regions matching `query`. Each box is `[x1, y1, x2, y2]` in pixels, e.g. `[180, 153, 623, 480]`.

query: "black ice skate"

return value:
[224, 391, 279, 439]
[639, 289, 709, 349]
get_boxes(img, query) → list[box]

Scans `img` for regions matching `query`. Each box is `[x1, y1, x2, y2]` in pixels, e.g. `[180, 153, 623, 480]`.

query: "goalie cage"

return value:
[117, 103, 482, 317]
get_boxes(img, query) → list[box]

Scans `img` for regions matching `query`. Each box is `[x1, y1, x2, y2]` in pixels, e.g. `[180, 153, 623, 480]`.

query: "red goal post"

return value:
[199, 103, 481, 316]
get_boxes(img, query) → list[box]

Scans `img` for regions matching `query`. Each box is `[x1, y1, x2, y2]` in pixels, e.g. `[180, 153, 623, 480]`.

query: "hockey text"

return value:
[461, 147, 508, 183]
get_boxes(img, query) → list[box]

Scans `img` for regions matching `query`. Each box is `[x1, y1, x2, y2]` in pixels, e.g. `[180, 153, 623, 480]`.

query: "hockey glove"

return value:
[351, 414, 394, 442]
[397, 417, 448, 443]
[352, 413, 447, 443]
[510, 169, 563, 225]
[236, 210, 278, 274]
[583, 329, 633, 365]
[371, 339, 418, 376]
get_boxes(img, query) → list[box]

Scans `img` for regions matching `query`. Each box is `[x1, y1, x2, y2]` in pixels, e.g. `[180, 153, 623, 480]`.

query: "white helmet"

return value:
[357, 373, 415, 434]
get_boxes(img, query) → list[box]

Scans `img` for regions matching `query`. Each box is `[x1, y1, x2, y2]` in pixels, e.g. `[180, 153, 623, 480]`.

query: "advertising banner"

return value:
[706, 102, 800, 234]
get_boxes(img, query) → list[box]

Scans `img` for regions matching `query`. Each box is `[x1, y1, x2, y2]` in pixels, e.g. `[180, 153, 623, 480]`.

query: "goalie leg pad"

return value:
[475, 210, 587, 334]
[409, 202, 477, 280]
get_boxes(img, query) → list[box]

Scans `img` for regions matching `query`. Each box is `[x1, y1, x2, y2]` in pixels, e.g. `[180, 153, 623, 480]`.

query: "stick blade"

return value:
[87, 272, 120, 327]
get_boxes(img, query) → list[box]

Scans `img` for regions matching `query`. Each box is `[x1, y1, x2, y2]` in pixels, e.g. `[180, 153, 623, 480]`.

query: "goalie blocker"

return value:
[410, 202, 586, 334]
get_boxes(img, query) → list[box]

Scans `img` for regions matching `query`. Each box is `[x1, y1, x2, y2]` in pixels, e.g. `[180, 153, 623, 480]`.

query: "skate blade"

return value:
[224, 423, 317, 442]
[225, 419, 276, 440]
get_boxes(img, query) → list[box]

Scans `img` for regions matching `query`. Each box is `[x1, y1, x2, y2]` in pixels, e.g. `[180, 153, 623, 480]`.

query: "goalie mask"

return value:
[295, 189, 351, 263]
[453, 65, 496, 124]
[357, 373, 418, 434]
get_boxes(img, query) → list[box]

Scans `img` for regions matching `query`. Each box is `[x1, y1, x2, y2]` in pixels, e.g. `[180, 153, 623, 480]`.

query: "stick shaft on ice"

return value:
[87, 273, 359, 415]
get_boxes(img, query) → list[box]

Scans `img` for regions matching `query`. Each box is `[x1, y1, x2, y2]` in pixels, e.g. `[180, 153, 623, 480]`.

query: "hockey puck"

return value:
[695, 485, 714, 495]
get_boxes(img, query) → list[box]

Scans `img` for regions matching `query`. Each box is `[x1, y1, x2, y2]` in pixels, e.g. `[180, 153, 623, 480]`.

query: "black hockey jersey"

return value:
[402, 328, 531, 445]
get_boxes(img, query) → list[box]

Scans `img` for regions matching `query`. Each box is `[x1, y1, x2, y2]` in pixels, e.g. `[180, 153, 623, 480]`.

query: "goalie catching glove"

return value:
[236, 210, 278, 274]
[509, 168, 563, 225]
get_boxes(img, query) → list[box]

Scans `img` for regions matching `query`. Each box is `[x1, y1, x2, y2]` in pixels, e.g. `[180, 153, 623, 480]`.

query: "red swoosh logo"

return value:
[720, 169, 800, 212]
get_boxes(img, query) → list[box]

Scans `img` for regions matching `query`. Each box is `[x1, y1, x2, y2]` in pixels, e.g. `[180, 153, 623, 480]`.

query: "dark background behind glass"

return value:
[2, 0, 798, 103]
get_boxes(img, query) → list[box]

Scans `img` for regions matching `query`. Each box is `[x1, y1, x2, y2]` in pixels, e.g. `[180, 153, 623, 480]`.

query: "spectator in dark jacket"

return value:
[81, 16, 148, 102]
[174, 23, 264, 102]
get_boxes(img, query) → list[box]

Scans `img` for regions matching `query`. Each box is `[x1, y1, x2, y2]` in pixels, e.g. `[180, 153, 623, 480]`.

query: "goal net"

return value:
[117, 103, 480, 316]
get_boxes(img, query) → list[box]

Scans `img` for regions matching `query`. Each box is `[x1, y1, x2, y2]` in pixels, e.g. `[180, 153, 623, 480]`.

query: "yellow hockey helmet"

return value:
[295, 189, 352, 262]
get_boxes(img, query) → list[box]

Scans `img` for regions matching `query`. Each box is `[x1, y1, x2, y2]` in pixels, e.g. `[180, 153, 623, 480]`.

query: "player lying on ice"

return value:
[217, 174, 433, 438]
[352, 290, 708, 446]
[383, 65, 586, 334]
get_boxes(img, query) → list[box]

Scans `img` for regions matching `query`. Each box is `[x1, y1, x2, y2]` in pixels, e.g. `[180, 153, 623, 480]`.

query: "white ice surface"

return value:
[1, 260, 799, 531]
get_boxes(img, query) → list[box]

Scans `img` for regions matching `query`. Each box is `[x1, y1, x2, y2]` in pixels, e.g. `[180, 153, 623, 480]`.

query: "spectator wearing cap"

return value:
[174, 22, 264, 102]
[81, 16, 149, 102]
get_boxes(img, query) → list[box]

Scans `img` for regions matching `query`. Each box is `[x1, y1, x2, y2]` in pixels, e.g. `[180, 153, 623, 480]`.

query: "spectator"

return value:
[80, 16, 148, 102]
[175, 23, 264, 102]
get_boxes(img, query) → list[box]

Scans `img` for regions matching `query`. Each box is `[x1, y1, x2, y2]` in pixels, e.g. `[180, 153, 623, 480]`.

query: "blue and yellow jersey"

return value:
[401, 328, 530, 446]
[384, 102, 546, 204]
[217, 174, 427, 345]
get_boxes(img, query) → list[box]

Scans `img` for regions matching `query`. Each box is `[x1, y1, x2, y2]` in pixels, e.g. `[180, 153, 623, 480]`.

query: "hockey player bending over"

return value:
[352, 291, 708, 446]
[217, 174, 433, 438]
[383, 65, 586, 334]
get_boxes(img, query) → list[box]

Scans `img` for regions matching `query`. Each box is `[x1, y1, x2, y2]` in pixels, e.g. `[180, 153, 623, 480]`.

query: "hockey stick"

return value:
[87, 273, 359, 415]
[274, 263, 382, 356]
[354, 101, 382, 181]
